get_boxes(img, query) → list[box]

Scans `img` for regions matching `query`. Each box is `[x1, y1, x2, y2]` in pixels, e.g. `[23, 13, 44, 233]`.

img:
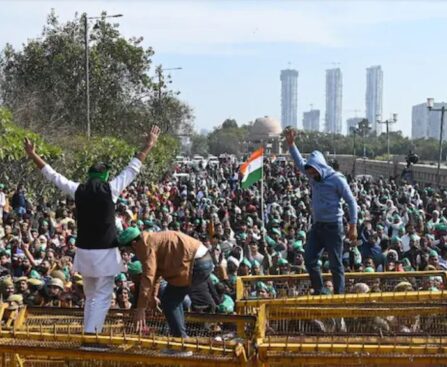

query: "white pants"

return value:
[83, 276, 115, 333]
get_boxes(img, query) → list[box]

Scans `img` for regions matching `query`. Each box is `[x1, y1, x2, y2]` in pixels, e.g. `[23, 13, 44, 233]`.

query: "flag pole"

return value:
[260, 141, 265, 240]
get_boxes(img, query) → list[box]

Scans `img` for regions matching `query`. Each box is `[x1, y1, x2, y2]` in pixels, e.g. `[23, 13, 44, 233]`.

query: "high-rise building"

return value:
[412, 102, 447, 140]
[303, 109, 320, 132]
[346, 117, 363, 134]
[366, 66, 383, 133]
[280, 69, 299, 129]
[412, 103, 429, 139]
[325, 68, 342, 134]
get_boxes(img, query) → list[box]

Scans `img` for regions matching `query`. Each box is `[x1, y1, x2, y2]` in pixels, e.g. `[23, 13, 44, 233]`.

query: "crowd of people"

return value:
[0, 148, 446, 315]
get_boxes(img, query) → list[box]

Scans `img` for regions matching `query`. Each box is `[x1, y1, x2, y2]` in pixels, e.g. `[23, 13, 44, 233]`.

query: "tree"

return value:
[0, 108, 62, 200]
[0, 107, 179, 202]
[208, 120, 247, 156]
[0, 10, 192, 141]
[221, 119, 238, 129]
[190, 134, 209, 157]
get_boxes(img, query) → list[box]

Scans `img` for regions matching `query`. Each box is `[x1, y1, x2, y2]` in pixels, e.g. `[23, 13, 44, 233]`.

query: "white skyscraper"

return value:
[280, 69, 298, 129]
[303, 109, 320, 132]
[412, 102, 447, 140]
[366, 66, 383, 133]
[325, 68, 342, 134]
[412, 103, 428, 139]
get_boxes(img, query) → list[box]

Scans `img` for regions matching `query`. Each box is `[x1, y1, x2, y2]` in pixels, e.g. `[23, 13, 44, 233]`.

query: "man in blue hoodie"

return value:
[285, 128, 358, 294]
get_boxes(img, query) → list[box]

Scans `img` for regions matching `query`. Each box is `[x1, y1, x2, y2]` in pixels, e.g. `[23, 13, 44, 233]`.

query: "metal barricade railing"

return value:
[236, 290, 447, 316]
[236, 271, 447, 301]
[0, 307, 255, 367]
[256, 301, 447, 366]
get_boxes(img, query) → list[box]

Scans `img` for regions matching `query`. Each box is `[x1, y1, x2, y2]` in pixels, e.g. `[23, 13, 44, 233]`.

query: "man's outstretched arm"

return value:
[24, 138, 79, 198]
[284, 128, 306, 173]
[109, 125, 161, 201]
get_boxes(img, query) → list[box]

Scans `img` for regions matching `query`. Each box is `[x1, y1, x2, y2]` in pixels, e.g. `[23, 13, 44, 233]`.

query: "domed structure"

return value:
[245, 116, 284, 156]
[250, 116, 282, 140]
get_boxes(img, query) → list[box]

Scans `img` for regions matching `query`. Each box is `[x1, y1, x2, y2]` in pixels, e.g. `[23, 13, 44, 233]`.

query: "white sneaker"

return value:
[336, 317, 347, 333]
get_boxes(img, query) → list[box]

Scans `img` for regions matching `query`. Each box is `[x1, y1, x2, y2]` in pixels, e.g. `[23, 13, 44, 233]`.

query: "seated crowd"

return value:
[0, 156, 445, 315]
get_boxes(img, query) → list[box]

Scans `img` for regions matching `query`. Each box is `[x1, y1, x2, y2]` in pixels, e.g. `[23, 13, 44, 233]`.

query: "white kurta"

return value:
[41, 158, 142, 277]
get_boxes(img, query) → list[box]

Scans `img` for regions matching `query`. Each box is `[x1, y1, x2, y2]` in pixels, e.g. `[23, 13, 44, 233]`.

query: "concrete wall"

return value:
[334, 155, 447, 186]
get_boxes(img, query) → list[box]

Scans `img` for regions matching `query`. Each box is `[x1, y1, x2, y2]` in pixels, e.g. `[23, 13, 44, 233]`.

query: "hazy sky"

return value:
[2, 0, 447, 136]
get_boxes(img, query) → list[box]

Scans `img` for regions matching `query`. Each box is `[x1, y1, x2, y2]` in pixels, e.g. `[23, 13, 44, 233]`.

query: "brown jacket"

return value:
[135, 230, 202, 309]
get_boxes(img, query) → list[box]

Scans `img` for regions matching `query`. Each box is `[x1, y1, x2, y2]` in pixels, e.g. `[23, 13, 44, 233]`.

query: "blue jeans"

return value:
[160, 252, 214, 337]
[304, 222, 345, 294]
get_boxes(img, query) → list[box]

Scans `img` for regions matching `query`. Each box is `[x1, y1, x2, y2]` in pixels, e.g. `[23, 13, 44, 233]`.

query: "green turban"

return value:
[144, 220, 154, 228]
[293, 240, 304, 252]
[118, 227, 141, 247]
[297, 230, 306, 239]
[266, 236, 276, 247]
[128, 261, 143, 275]
[429, 250, 439, 258]
[88, 162, 110, 182]
[241, 258, 252, 268]
[210, 273, 220, 285]
[217, 294, 235, 313]
[115, 273, 127, 282]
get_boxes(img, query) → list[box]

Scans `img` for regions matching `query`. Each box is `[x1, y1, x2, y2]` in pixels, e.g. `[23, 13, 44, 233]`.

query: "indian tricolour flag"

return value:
[240, 147, 264, 189]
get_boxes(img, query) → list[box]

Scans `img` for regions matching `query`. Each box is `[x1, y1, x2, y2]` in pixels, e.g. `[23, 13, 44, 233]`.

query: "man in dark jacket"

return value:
[24, 126, 160, 334]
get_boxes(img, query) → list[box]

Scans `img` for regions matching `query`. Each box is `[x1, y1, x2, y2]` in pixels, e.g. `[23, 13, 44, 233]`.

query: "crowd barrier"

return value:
[0, 271, 446, 366]
[255, 301, 447, 366]
[0, 307, 255, 367]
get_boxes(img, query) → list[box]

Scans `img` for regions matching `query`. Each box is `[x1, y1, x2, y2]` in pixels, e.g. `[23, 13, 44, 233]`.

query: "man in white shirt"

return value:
[24, 126, 160, 337]
[401, 223, 420, 253]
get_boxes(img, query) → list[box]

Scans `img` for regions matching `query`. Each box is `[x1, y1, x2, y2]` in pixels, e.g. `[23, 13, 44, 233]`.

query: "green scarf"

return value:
[88, 171, 110, 182]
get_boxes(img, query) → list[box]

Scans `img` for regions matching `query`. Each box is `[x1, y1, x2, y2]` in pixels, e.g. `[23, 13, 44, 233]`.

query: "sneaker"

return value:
[160, 349, 193, 357]
[79, 343, 110, 352]
[335, 317, 347, 333]
[311, 319, 326, 332]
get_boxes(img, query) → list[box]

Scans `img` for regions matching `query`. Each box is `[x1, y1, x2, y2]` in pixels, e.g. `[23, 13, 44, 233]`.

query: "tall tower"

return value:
[303, 109, 320, 132]
[325, 68, 342, 134]
[412, 101, 447, 140]
[366, 65, 383, 133]
[280, 69, 299, 129]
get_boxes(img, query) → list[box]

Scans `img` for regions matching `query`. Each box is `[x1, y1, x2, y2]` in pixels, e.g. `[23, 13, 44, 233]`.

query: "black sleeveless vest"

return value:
[74, 179, 117, 249]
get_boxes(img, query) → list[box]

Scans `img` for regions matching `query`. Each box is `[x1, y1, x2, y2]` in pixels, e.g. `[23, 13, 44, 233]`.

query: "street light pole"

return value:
[83, 13, 123, 139]
[83, 14, 90, 139]
[155, 66, 182, 130]
[358, 119, 371, 175]
[427, 98, 446, 188]
[358, 119, 371, 157]
[349, 126, 359, 176]
[377, 113, 398, 179]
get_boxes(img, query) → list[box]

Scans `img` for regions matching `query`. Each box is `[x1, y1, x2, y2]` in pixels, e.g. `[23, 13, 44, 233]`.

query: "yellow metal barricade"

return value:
[236, 271, 447, 301]
[0, 307, 256, 367]
[256, 302, 447, 367]
[236, 271, 447, 315]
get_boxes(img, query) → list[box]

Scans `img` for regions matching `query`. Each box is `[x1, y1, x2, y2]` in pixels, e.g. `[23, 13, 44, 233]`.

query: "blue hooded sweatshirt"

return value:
[289, 145, 358, 224]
